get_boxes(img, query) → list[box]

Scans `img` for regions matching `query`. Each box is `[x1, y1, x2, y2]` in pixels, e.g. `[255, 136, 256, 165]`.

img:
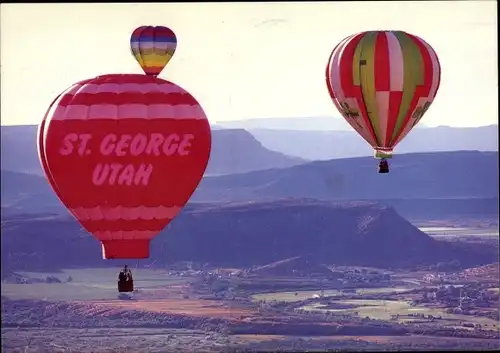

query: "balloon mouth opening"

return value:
[101, 239, 151, 259]
[374, 149, 393, 159]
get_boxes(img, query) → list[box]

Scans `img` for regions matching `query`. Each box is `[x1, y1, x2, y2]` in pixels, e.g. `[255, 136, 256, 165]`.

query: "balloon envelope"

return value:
[38, 80, 91, 207]
[40, 74, 211, 259]
[130, 26, 177, 77]
[326, 30, 441, 158]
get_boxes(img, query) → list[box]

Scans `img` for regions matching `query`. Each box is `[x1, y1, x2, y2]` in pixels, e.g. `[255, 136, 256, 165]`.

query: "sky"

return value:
[1, 1, 497, 128]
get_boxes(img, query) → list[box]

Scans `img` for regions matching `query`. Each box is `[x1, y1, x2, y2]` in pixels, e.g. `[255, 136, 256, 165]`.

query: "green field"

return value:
[300, 299, 499, 327]
[251, 287, 411, 303]
[1, 268, 192, 301]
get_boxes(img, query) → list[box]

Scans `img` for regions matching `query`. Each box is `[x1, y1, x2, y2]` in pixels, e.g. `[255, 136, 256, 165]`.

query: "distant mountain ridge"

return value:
[0, 125, 305, 176]
[1, 151, 498, 220]
[247, 125, 498, 160]
[216, 116, 434, 132]
[206, 128, 305, 175]
[217, 116, 357, 131]
[194, 151, 498, 201]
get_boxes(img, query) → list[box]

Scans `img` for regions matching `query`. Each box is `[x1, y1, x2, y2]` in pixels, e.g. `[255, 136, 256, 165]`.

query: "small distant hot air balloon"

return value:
[326, 30, 441, 173]
[130, 25, 177, 77]
[39, 74, 211, 260]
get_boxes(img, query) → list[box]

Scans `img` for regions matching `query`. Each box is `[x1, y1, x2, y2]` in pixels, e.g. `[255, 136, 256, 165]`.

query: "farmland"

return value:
[416, 224, 499, 244]
[1, 268, 191, 301]
[299, 299, 498, 327]
[2, 259, 499, 352]
[252, 287, 410, 303]
[87, 299, 256, 319]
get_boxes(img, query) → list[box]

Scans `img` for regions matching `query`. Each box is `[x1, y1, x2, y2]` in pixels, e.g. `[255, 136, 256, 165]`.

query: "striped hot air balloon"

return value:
[130, 26, 177, 77]
[326, 30, 441, 173]
[39, 74, 211, 259]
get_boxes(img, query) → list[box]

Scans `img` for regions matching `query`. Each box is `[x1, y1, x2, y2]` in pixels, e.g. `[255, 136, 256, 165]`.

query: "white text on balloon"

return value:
[92, 163, 153, 186]
[59, 133, 93, 156]
[99, 133, 194, 157]
[58, 132, 196, 187]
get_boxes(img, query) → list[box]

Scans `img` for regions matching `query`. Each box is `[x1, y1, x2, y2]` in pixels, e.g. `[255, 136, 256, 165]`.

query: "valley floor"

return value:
[2, 226, 499, 352]
[2, 327, 500, 353]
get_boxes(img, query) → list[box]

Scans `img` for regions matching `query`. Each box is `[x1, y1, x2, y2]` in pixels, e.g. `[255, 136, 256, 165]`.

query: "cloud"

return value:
[254, 18, 287, 28]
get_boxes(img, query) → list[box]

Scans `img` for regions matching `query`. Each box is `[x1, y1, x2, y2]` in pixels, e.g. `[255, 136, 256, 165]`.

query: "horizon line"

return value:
[1, 123, 498, 129]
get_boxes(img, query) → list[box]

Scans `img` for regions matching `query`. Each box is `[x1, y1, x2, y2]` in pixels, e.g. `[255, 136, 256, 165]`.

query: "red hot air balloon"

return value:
[326, 30, 441, 173]
[38, 80, 91, 208]
[40, 74, 211, 259]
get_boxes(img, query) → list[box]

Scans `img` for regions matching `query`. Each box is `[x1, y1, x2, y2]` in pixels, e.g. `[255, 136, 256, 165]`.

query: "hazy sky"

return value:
[1, 1, 497, 127]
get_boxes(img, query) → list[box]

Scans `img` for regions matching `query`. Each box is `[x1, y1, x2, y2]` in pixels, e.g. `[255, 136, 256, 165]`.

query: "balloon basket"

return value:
[118, 279, 134, 293]
[378, 160, 390, 174]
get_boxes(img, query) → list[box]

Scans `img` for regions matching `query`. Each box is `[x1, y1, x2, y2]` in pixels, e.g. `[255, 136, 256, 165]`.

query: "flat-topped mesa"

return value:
[2, 199, 497, 270]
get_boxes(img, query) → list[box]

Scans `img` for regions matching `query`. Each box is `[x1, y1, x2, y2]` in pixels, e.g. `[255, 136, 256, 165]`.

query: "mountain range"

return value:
[0, 125, 305, 176]
[2, 122, 498, 272]
[1, 150, 498, 221]
[246, 125, 498, 160]
[2, 123, 497, 178]
[215, 117, 498, 159]
[194, 151, 498, 201]
[217, 116, 358, 131]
